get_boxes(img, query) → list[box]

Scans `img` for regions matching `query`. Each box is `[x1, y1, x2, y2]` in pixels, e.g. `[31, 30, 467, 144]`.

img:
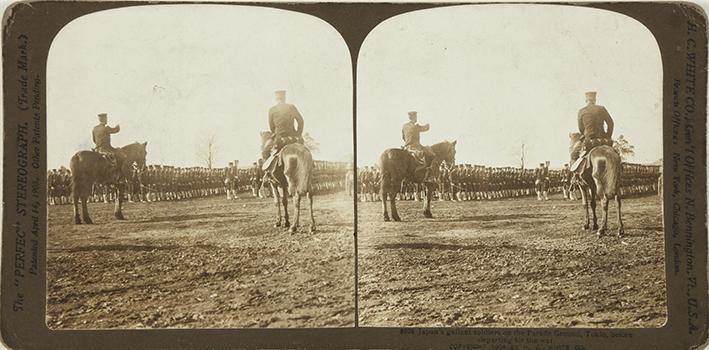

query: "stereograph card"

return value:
[0, 1, 707, 349]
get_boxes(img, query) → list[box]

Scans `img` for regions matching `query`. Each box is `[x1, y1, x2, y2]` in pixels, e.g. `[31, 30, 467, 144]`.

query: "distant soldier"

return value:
[225, 161, 239, 200]
[359, 166, 370, 202]
[560, 163, 573, 200]
[129, 163, 143, 202]
[370, 166, 381, 202]
[535, 162, 549, 201]
[345, 162, 355, 197]
[438, 163, 449, 201]
[250, 161, 263, 197]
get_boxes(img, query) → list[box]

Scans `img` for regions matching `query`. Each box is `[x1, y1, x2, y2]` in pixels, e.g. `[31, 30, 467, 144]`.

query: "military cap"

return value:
[275, 90, 286, 96]
[585, 91, 597, 99]
[408, 111, 417, 118]
[97, 113, 107, 120]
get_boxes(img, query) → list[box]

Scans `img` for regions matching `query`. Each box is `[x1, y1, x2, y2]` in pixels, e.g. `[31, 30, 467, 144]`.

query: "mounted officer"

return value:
[402, 111, 435, 182]
[262, 90, 305, 172]
[92, 112, 121, 171]
[571, 91, 615, 171]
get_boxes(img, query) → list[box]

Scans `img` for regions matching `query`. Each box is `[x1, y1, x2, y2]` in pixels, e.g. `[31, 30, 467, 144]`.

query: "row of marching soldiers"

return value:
[48, 160, 350, 205]
[355, 162, 662, 202]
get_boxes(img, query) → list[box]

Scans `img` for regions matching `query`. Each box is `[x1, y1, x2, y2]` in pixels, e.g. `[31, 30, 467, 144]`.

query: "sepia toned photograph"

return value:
[1, 0, 708, 349]
[45, 5, 354, 328]
[356, 5, 666, 327]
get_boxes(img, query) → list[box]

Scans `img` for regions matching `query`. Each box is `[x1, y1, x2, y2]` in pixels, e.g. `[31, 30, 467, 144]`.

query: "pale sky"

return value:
[357, 4, 662, 168]
[47, 5, 352, 169]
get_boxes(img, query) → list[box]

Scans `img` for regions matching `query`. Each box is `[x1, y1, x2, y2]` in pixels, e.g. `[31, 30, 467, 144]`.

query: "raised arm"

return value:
[418, 123, 430, 132]
[108, 125, 120, 134]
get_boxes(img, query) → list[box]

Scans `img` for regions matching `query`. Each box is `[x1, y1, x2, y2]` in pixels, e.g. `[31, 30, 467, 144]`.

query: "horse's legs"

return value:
[282, 186, 290, 228]
[391, 192, 401, 222]
[308, 192, 316, 233]
[589, 187, 599, 231]
[381, 190, 390, 222]
[616, 195, 624, 237]
[271, 182, 282, 227]
[423, 183, 433, 218]
[290, 192, 301, 234]
[598, 196, 609, 237]
[81, 195, 92, 224]
[580, 186, 590, 230]
[71, 189, 81, 224]
[114, 183, 125, 220]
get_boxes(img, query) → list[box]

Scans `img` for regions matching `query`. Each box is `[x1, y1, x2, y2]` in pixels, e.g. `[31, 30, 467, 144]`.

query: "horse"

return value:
[70, 142, 147, 224]
[569, 133, 623, 237]
[378, 141, 457, 222]
[260, 131, 315, 234]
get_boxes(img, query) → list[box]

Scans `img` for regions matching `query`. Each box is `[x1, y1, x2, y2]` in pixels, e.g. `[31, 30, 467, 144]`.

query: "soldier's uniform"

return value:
[560, 164, 574, 200]
[572, 92, 615, 171]
[92, 113, 121, 173]
[402, 111, 436, 182]
[92, 117, 120, 153]
[263, 91, 305, 172]
[534, 163, 549, 201]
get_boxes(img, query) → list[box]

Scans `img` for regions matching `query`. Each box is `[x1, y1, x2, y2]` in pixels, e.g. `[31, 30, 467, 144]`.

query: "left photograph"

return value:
[46, 5, 354, 328]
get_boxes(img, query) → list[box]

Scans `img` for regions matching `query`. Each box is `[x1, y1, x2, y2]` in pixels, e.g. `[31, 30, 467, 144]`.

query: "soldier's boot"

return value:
[543, 191, 549, 200]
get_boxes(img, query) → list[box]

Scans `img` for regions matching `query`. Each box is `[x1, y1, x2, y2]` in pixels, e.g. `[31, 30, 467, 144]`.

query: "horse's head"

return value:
[121, 142, 148, 169]
[431, 140, 457, 168]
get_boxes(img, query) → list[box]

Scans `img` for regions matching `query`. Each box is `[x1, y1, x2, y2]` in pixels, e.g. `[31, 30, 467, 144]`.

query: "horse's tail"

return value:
[591, 148, 620, 199]
[283, 145, 313, 195]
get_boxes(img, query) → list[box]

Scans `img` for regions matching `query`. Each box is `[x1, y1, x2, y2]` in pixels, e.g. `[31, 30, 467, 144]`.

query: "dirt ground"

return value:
[358, 194, 667, 328]
[46, 192, 354, 329]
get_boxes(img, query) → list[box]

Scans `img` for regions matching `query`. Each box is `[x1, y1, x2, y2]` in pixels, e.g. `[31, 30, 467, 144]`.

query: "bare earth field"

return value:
[47, 193, 354, 329]
[358, 194, 667, 328]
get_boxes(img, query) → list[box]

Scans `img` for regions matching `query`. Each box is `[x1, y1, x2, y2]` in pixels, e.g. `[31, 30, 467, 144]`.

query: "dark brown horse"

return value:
[70, 142, 147, 224]
[260, 131, 315, 234]
[569, 133, 623, 237]
[378, 141, 457, 221]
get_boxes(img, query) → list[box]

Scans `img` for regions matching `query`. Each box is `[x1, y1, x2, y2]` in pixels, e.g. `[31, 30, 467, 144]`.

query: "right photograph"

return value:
[356, 5, 666, 327]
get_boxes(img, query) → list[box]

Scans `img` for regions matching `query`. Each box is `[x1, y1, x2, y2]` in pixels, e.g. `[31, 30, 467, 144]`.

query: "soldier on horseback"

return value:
[571, 91, 615, 171]
[262, 90, 305, 174]
[402, 111, 436, 182]
[92, 113, 121, 173]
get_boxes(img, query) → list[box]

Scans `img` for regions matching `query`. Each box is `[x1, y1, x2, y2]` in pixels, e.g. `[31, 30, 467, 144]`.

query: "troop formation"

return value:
[49, 161, 349, 205]
[355, 162, 660, 202]
[55, 90, 659, 210]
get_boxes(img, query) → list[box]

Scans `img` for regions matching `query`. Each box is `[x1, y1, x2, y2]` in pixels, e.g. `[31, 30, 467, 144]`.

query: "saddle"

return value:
[570, 137, 614, 173]
[403, 146, 430, 166]
[261, 135, 304, 172]
[403, 146, 437, 183]
[92, 148, 122, 182]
